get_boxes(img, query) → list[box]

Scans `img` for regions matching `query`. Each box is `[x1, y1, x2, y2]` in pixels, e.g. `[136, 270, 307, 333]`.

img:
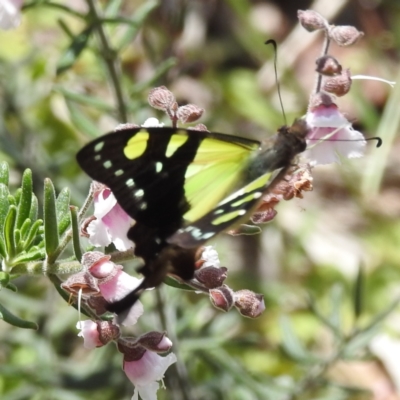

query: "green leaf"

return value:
[70, 206, 82, 261]
[56, 25, 94, 75]
[0, 302, 38, 329]
[11, 249, 46, 264]
[328, 284, 343, 332]
[280, 315, 317, 364]
[66, 100, 101, 137]
[0, 271, 10, 287]
[54, 86, 114, 112]
[0, 161, 9, 186]
[56, 187, 71, 235]
[29, 194, 38, 223]
[229, 224, 262, 236]
[16, 169, 33, 230]
[19, 218, 31, 241]
[43, 178, 59, 259]
[0, 235, 6, 258]
[116, 0, 159, 51]
[0, 183, 10, 237]
[343, 324, 381, 358]
[4, 205, 17, 259]
[24, 219, 43, 250]
[353, 265, 364, 321]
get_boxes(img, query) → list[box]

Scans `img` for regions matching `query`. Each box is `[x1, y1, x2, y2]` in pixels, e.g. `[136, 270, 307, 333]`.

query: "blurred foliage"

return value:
[1, 0, 400, 399]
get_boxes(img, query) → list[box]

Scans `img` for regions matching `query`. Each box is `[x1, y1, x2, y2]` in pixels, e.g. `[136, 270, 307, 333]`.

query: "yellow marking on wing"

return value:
[183, 137, 258, 222]
[166, 134, 189, 157]
[124, 130, 149, 159]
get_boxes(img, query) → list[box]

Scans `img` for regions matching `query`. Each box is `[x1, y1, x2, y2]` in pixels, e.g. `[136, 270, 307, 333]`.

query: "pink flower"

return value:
[76, 320, 120, 349]
[0, 0, 22, 30]
[86, 255, 144, 327]
[76, 320, 104, 349]
[305, 101, 366, 165]
[124, 350, 177, 400]
[87, 186, 134, 251]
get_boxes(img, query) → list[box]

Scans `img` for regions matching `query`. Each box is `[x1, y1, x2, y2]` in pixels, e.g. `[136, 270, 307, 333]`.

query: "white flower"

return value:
[305, 103, 366, 165]
[87, 187, 134, 251]
[200, 246, 220, 268]
[0, 0, 22, 30]
[124, 351, 177, 400]
[76, 320, 102, 349]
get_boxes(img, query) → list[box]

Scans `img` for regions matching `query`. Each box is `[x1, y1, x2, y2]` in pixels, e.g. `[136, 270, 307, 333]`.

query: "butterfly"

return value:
[76, 119, 309, 315]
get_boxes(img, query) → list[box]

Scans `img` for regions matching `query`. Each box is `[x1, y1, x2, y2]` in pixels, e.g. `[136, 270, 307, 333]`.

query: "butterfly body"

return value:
[77, 120, 309, 315]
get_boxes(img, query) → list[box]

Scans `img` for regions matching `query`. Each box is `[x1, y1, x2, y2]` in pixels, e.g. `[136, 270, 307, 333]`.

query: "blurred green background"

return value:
[1, 0, 400, 399]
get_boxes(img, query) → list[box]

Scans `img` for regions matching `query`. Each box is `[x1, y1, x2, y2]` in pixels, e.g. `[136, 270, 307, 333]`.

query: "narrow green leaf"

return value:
[104, 0, 123, 17]
[13, 188, 21, 205]
[353, 266, 364, 321]
[66, 100, 101, 137]
[11, 249, 46, 264]
[19, 218, 31, 241]
[70, 206, 82, 261]
[280, 315, 317, 364]
[7, 194, 16, 206]
[0, 235, 6, 258]
[229, 224, 262, 236]
[116, 0, 158, 51]
[0, 271, 10, 287]
[16, 169, 33, 230]
[0, 183, 10, 235]
[0, 303, 38, 329]
[24, 219, 43, 250]
[29, 194, 38, 223]
[0, 161, 9, 186]
[43, 178, 59, 258]
[164, 276, 196, 291]
[54, 86, 114, 111]
[56, 188, 71, 235]
[14, 229, 21, 252]
[343, 324, 381, 358]
[5, 282, 17, 292]
[56, 25, 94, 75]
[4, 205, 17, 259]
[328, 284, 343, 332]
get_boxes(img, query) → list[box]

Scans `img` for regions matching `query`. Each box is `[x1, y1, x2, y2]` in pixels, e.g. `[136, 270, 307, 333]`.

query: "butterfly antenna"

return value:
[265, 39, 287, 125]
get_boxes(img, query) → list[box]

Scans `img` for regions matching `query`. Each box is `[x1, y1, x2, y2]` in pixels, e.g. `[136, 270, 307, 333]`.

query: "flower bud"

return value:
[77, 320, 120, 348]
[195, 266, 228, 289]
[61, 272, 100, 296]
[308, 91, 335, 110]
[81, 251, 111, 270]
[118, 341, 146, 362]
[315, 55, 342, 76]
[87, 296, 109, 315]
[97, 320, 121, 344]
[322, 68, 352, 97]
[137, 331, 173, 353]
[298, 10, 328, 32]
[176, 104, 204, 123]
[234, 289, 265, 318]
[114, 123, 140, 131]
[209, 285, 234, 312]
[189, 123, 209, 132]
[148, 86, 176, 111]
[329, 25, 364, 46]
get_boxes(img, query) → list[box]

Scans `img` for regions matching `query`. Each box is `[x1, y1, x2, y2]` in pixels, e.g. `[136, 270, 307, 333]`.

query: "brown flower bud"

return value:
[97, 320, 121, 344]
[189, 123, 209, 132]
[315, 55, 342, 76]
[322, 68, 352, 97]
[195, 266, 228, 289]
[118, 341, 146, 362]
[308, 92, 335, 110]
[234, 290, 265, 318]
[137, 331, 172, 353]
[61, 272, 100, 296]
[209, 285, 234, 312]
[298, 10, 328, 32]
[87, 296, 109, 315]
[176, 104, 204, 124]
[81, 251, 111, 269]
[329, 25, 364, 46]
[114, 123, 140, 131]
[148, 86, 176, 111]
[251, 207, 278, 224]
